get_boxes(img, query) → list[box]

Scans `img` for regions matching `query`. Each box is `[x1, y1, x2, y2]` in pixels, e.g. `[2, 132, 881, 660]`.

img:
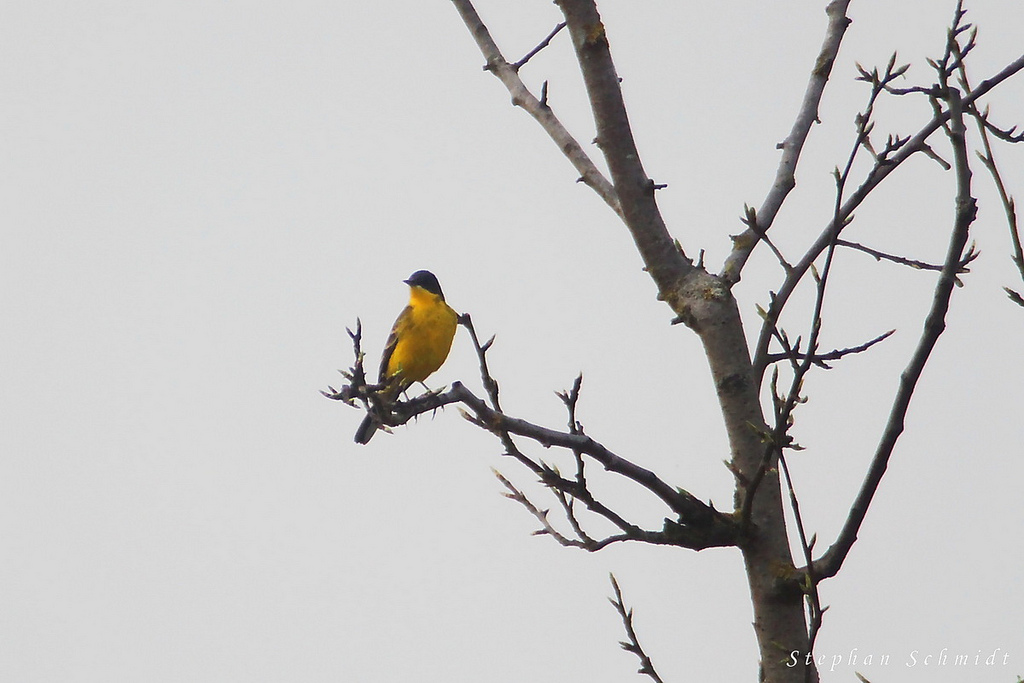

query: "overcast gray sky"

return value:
[3, 1, 1023, 681]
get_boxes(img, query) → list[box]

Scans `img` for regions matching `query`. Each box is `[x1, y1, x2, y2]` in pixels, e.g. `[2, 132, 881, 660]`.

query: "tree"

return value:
[328, 2, 1023, 681]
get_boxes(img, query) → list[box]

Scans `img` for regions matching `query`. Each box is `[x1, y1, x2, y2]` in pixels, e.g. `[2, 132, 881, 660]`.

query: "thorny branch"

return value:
[455, 314, 739, 551]
[455, 316, 669, 551]
[452, 316, 639, 549]
[324, 315, 740, 552]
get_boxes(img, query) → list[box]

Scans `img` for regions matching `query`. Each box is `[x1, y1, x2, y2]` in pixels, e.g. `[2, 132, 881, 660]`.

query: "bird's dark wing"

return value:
[377, 304, 411, 383]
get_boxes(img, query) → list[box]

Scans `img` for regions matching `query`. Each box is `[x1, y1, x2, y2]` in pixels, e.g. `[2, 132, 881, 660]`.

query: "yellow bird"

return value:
[354, 270, 459, 444]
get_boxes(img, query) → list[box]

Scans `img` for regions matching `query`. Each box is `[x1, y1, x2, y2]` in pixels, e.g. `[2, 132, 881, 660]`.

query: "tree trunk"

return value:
[682, 268, 818, 683]
[553, 1, 818, 678]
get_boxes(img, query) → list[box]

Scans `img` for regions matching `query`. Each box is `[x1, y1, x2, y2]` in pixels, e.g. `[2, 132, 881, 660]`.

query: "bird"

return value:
[354, 270, 459, 444]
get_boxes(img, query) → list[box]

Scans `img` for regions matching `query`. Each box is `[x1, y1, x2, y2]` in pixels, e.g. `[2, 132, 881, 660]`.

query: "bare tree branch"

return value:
[512, 21, 566, 70]
[959, 78, 1024, 308]
[740, 204, 794, 272]
[970, 108, 1024, 143]
[456, 323, 673, 551]
[742, 46, 886, 533]
[555, 0, 694, 291]
[609, 574, 665, 683]
[752, 56, 903, 382]
[763, 328, 896, 369]
[778, 454, 827, 661]
[326, 313, 740, 551]
[338, 5, 1024, 682]
[494, 469, 635, 551]
[810, 8, 1003, 579]
[752, 52, 1024, 383]
[454, 381, 737, 548]
[815, 74, 979, 583]
[450, 0, 621, 216]
[835, 239, 952, 272]
[468, 315, 741, 548]
[722, 0, 852, 283]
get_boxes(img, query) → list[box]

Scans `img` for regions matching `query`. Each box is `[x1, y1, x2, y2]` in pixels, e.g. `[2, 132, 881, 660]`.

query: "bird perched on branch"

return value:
[354, 270, 458, 444]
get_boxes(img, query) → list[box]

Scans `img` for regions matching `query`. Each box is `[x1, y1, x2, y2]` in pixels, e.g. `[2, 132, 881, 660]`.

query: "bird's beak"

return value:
[402, 279, 412, 286]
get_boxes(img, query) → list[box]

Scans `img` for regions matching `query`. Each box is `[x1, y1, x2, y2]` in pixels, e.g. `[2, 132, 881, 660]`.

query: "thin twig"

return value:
[454, 381, 738, 548]
[763, 329, 896, 368]
[741, 204, 793, 272]
[608, 574, 665, 683]
[322, 319, 416, 431]
[972, 111, 1024, 143]
[557, 374, 588, 484]
[512, 22, 567, 70]
[779, 453, 826, 667]
[555, 374, 593, 538]
[494, 469, 633, 550]
[835, 239, 949, 271]
[955, 47, 1024, 306]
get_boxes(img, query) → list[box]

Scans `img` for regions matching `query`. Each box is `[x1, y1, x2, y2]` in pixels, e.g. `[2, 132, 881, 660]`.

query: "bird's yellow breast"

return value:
[385, 286, 458, 384]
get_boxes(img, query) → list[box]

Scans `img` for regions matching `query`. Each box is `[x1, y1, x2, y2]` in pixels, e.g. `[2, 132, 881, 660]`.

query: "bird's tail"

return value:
[355, 378, 407, 445]
[354, 412, 380, 444]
